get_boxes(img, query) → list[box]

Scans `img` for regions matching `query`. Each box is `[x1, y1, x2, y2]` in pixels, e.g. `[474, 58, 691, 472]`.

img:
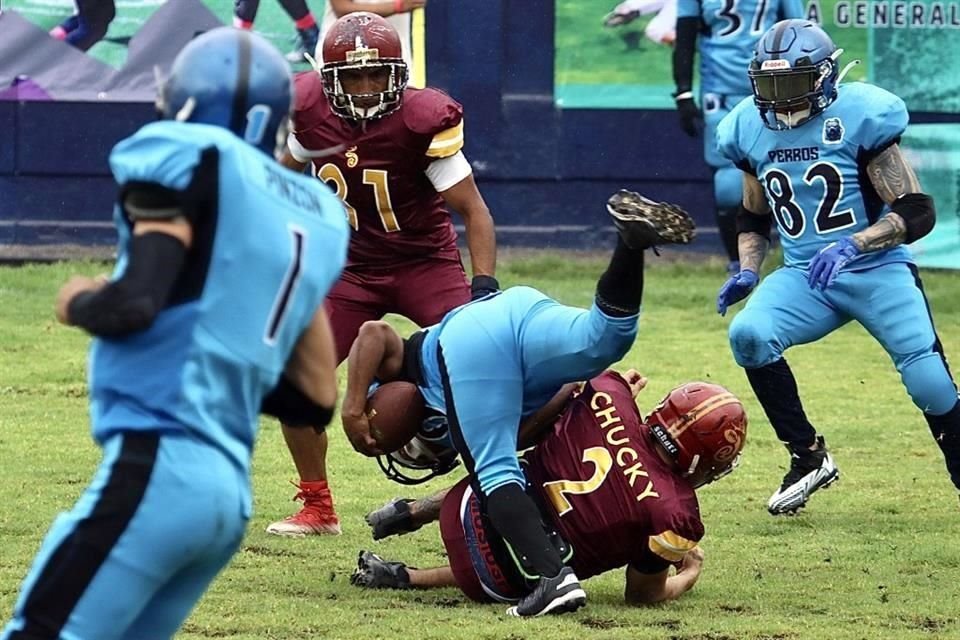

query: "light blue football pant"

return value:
[729, 263, 957, 416]
[703, 92, 750, 211]
[437, 286, 639, 495]
[2, 431, 249, 640]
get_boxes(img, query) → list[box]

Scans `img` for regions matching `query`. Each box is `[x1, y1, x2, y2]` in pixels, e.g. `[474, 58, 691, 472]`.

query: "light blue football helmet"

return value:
[748, 19, 841, 130]
[158, 27, 292, 154]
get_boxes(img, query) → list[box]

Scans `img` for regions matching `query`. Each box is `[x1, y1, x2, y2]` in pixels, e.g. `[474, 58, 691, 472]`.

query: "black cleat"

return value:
[365, 498, 422, 540]
[350, 550, 412, 589]
[606, 189, 697, 250]
[506, 566, 586, 617]
[767, 435, 840, 515]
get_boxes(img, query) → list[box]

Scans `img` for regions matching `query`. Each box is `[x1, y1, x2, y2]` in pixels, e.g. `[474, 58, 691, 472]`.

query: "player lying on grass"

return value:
[339, 190, 697, 616]
[351, 370, 747, 606]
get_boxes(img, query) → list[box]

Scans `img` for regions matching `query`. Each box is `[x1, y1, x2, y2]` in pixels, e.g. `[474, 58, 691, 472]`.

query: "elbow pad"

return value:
[68, 232, 187, 337]
[735, 205, 773, 241]
[262, 375, 335, 431]
[892, 193, 936, 243]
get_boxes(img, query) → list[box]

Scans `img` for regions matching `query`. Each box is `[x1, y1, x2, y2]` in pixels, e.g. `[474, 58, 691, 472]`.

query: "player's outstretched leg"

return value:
[606, 189, 696, 250]
[767, 435, 840, 515]
[365, 498, 421, 540]
[351, 551, 412, 589]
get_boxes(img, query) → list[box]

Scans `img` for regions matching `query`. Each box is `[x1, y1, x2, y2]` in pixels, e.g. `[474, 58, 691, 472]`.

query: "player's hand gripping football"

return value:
[716, 269, 759, 316]
[342, 411, 383, 457]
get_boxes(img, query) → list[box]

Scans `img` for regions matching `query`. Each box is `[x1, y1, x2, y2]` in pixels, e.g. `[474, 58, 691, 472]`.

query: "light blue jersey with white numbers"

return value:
[717, 82, 913, 271]
[678, 0, 804, 96]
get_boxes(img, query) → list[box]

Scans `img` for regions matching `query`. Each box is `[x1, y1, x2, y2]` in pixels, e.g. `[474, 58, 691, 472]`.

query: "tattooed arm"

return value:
[853, 143, 934, 253]
[738, 173, 772, 274]
[409, 487, 451, 526]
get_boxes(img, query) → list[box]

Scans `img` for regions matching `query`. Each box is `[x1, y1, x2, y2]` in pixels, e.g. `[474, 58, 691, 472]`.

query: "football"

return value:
[366, 381, 426, 453]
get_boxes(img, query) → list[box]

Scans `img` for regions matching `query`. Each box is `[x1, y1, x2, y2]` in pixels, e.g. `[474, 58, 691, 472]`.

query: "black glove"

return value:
[675, 94, 703, 138]
[470, 275, 500, 301]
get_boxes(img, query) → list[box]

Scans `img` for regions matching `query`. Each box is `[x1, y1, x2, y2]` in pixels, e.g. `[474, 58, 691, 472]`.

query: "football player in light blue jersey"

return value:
[673, 0, 803, 272]
[2, 28, 349, 640]
[715, 20, 959, 515]
[340, 191, 696, 618]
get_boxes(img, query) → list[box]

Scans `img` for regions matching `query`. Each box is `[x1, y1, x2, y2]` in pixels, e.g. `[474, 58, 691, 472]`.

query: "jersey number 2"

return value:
[542, 447, 613, 517]
[763, 162, 856, 238]
[317, 164, 401, 233]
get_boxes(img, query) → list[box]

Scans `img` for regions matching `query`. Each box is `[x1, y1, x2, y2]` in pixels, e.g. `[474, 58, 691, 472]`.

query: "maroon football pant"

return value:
[439, 478, 525, 604]
[326, 256, 470, 363]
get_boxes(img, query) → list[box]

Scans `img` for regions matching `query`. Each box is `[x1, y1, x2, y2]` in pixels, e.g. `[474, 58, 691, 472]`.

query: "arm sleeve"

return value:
[68, 231, 187, 337]
[672, 16, 700, 94]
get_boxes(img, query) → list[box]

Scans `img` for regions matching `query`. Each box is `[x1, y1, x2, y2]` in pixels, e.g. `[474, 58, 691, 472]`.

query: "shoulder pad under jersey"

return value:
[292, 71, 328, 128]
[402, 87, 464, 137]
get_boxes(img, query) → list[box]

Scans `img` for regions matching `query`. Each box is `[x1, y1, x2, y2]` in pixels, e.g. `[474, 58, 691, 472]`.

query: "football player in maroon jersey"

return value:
[350, 371, 747, 608]
[266, 12, 498, 537]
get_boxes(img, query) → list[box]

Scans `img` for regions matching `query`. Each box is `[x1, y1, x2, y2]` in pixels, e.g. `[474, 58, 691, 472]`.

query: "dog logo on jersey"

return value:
[345, 146, 359, 168]
[823, 118, 844, 144]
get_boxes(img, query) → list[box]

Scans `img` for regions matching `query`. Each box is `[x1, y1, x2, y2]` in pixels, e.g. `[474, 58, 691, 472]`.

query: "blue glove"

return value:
[807, 237, 860, 291]
[716, 269, 759, 316]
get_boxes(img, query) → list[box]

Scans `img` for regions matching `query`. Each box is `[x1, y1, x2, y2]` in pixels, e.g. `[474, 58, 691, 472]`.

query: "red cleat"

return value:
[266, 481, 342, 537]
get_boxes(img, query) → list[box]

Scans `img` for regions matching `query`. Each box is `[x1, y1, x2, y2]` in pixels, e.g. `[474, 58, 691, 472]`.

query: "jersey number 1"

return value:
[264, 225, 306, 346]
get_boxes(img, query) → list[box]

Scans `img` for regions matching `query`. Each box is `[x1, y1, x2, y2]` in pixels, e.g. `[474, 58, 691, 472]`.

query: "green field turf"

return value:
[2, 254, 960, 639]
[556, 0, 869, 109]
[4, 0, 310, 69]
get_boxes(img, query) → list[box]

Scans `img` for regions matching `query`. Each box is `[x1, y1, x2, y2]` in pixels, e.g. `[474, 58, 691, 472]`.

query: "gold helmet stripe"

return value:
[665, 393, 740, 439]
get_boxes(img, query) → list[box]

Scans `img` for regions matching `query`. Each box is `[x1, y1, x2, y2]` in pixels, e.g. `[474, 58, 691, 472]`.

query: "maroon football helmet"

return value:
[646, 382, 748, 488]
[319, 12, 408, 120]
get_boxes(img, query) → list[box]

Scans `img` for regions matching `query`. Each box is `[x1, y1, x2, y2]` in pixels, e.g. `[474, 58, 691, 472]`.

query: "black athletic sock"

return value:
[717, 207, 740, 263]
[234, 0, 259, 22]
[745, 358, 817, 451]
[595, 237, 644, 317]
[924, 399, 960, 490]
[485, 483, 564, 579]
[278, 0, 311, 21]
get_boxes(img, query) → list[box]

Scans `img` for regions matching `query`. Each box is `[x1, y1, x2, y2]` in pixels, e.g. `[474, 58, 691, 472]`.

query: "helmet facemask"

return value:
[320, 57, 408, 122]
[749, 51, 841, 130]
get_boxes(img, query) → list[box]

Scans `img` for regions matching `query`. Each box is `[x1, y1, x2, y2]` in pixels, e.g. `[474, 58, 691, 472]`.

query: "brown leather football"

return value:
[365, 381, 426, 453]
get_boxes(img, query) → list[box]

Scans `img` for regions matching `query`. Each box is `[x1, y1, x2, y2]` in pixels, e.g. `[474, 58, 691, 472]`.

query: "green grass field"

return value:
[4, 0, 309, 68]
[556, 0, 869, 109]
[2, 254, 960, 639]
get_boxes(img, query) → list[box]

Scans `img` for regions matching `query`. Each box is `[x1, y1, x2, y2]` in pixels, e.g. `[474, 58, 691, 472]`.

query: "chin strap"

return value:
[833, 46, 861, 85]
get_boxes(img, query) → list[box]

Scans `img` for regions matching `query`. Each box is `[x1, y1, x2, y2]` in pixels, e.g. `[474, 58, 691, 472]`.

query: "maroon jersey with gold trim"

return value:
[291, 72, 462, 267]
[522, 371, 705, 578]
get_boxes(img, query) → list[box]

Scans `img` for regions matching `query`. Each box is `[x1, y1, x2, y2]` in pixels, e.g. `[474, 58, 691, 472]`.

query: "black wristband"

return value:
[471, 275, 499, 293]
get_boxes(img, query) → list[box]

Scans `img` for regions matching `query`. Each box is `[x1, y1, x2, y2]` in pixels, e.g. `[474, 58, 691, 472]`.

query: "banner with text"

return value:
[556, 0, 960, 112]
